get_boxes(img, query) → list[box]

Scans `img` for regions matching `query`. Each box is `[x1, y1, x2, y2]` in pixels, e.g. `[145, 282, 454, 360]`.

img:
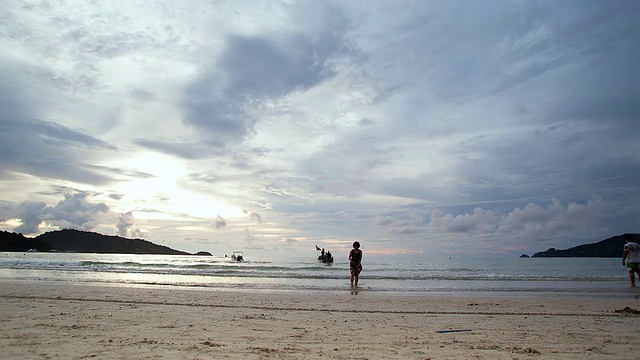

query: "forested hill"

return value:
[531, 233, 640, 258]
[0, 229, 190, 255]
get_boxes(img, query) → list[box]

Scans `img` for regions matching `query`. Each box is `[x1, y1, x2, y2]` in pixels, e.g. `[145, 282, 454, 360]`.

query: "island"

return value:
[528, 233, 639, 258]
[0, 229, 192, 255]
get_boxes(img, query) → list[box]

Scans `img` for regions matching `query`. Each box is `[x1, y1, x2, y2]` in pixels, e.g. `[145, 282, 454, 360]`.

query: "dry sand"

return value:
[1, 281, 639, 359]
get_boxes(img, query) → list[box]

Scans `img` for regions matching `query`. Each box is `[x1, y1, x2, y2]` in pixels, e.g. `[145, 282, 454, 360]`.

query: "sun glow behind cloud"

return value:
[108, 151, 244, 220]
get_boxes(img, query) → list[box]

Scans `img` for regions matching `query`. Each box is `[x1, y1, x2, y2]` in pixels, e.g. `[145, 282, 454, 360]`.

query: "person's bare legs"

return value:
[354, 274, 359, 287]
[629, 271, 637, 287]
[350, 272, 354, 287]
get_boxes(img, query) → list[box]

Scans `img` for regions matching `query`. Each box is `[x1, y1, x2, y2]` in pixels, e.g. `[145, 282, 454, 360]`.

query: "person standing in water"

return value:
[622, 234, 640, 287]
[349, 241, 363, 287]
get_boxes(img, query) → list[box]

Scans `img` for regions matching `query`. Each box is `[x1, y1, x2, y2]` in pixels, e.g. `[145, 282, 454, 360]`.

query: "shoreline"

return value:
[0, 276, 634, 300]
[2, 281, 640, 359]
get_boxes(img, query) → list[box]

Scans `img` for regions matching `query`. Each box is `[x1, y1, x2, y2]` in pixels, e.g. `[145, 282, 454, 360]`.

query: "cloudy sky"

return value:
[1, 0, 638, 258]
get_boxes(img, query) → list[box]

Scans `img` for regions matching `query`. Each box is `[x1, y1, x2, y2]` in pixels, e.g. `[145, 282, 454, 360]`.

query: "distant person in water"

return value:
[349, 241, 363, 287]
[622, 234, 640, 287]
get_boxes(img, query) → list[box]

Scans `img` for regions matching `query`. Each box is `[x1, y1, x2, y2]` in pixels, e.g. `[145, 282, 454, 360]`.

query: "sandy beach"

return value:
[1, 281, 639, 359]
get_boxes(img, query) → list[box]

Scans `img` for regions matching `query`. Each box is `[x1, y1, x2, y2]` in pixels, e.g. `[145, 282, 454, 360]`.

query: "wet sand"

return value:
[1, 281, 639, 359]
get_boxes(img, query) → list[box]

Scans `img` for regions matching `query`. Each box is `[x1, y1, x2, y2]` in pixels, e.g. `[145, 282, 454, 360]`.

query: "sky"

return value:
[1, 0, 639, 258]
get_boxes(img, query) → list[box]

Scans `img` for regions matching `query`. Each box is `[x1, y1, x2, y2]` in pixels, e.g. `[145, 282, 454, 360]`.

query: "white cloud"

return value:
[0, 0, 638, 255]
[5, 193, 109, 235]
[117, 211, 135, 237]
[429, 208, 500, 234]
[428, 197, 612, 250]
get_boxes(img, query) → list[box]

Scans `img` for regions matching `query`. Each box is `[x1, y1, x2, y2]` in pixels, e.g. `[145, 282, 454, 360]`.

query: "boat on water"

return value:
[230, 251, 244, 262]
[316, 247, 334, 264]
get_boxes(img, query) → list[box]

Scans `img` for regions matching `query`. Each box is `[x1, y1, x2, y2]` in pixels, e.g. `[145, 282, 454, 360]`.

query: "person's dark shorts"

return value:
[350, 262, 362, 276]
[627, 262, 640, 272]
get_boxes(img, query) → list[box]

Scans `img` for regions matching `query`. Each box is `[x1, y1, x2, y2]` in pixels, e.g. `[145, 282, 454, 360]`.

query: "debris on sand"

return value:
[614, 307, 640, 315]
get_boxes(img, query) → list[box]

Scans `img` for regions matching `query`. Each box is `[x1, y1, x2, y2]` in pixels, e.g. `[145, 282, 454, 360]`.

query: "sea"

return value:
[1, 252, 637, 299]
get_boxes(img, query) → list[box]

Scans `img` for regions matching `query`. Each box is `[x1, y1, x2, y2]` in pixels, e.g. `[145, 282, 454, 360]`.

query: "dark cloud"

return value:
[218, 34, 337, 98]
[108, 194, 124, 201]
[249, 211, 263, 224]
[14, 201, 47, 234]
[213, 215, 226, 229]
[35, 185, 90, 197]
[18, 159, 115, 185]
[45, 193, 109, 228]
[10, 193, 109, 235]
[134, 138, 226, 159]
[31, 120, 115, 149]
[180, 16, 362, 147]
[0, 200, 18, 222]
[83, 164, 155, 180]
[0, 68, 119, 185]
